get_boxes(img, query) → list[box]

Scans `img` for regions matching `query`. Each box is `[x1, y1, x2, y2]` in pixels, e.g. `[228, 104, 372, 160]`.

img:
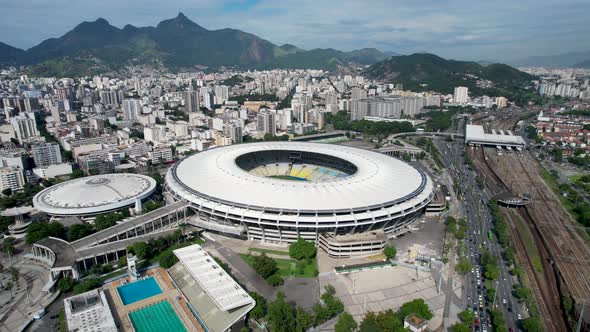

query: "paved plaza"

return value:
[319, 262, 462, 330]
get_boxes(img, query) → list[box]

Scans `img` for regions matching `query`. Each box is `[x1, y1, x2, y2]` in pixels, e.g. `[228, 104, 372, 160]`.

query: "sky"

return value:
[2, 0, 590, 62]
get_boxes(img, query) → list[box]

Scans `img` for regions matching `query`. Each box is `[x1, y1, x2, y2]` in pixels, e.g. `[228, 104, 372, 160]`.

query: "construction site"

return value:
[467, 121, 590, 331]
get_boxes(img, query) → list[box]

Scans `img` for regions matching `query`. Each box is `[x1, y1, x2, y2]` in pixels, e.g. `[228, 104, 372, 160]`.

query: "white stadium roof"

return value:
[33, 174, 157, 215]
[167, 142, 430, 212]
[173, 244, 254, 312]
[465, 125, 526, 147]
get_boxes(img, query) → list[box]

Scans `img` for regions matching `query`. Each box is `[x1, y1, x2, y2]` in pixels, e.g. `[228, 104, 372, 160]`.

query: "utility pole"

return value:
[492, 281, 499, 308]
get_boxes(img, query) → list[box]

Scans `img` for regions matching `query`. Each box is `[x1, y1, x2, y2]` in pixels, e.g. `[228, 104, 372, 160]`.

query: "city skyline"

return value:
[2, 0, 590, 62]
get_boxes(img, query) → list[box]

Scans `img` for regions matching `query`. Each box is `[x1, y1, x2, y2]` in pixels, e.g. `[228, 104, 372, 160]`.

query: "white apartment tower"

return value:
[184, 90, 201, 113]
[32, 142, 62, 167]
[10, 112, 39, 144]
[122, 99, 141, 121]
[453, 86, 469, 104]
[257, 110, 276, 136]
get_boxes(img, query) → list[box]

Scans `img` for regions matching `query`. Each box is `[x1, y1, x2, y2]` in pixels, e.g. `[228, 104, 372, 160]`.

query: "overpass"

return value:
[387, 131, 464, 142]
[289, 130, 348, 142]
[26, 201, 190, 284]
[378, 145, 424, 157]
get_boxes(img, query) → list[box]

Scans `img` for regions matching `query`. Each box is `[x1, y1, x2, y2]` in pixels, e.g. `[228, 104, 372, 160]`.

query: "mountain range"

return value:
[362, 53, 536, 97]
[0, 13, 397, 76]
[512, 50, 590, 68]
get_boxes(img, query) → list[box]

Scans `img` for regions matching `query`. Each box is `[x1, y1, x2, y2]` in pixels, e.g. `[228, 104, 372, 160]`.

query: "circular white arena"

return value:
[166, 142, 434, 244]
[33, 174, 157, 217]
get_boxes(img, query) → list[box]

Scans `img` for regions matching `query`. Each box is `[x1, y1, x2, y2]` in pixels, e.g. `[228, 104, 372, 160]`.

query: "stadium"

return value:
[166, 142, 434, 255]
[32, 173, 157, 218]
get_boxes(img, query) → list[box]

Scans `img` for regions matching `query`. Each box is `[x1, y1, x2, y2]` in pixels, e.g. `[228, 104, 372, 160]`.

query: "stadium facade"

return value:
[166, 142, 434, 257]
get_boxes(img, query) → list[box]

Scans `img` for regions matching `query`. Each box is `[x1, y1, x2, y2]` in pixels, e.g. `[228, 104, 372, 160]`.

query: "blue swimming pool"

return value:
[117, 277, 162, 305]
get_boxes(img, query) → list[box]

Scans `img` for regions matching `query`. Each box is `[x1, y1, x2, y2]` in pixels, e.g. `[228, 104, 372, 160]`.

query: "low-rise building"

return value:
[63, 289, 117, 332]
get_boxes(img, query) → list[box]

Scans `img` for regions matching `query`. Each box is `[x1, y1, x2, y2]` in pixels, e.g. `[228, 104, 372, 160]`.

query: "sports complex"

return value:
[166, 142, 434, 256]
[32, 173, 157, 218]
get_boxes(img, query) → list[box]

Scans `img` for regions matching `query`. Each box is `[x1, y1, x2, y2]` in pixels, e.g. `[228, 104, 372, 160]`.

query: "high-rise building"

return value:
[0, 167, 25, 192]
[32, 143, 62, 167]
[257, 110, 276, 136]
[10, 112, 39, 144]
[223, 122, 243, 144]
[453, 86, 469, 104]
[184, 90, 201, 113]
[214, 85, 229, 104]
[351, 97, 426, 120]
[351, 87, 367, 100]
[143, 125, 167, 143]
[122, 99, 141, 121]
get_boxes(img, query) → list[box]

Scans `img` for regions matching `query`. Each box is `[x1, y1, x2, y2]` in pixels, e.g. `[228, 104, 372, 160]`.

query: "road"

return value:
[437, 137, 523, 331]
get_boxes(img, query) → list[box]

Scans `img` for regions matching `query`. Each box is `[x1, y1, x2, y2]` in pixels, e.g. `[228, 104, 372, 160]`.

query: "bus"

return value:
[488, 230, 494, 240]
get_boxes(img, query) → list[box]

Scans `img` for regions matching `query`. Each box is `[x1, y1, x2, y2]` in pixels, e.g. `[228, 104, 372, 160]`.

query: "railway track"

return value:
[471, 148, 570, 331]
[512, 155, 590, 301]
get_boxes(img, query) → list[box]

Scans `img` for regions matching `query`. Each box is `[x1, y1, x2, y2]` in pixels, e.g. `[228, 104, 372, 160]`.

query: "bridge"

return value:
[26, 201, 190, 284]
[495, 191, 531, 207]
[378, 145, 424, 157]
[387, 131, 464, 142]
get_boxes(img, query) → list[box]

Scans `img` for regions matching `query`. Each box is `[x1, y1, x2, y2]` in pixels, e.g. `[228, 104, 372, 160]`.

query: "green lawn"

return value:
[240, 254, 317, 278]
[248, 247, 290, 256]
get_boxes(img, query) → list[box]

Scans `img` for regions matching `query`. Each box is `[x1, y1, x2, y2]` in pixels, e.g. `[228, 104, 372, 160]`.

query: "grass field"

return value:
[514, 217, 544, 273]
[240, 254, 317, 278]
[248, 247, 290, 256]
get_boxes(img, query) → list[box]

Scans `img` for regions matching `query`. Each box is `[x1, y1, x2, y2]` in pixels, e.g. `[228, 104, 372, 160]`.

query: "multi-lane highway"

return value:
[438, 137, 524, 331]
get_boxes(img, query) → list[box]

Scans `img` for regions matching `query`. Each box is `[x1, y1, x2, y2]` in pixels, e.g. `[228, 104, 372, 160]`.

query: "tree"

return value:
[552, 147, 563, 163]
[249, 292, 266, 320]
[484, 263, 500, 280]
[10, 267, 19, 283]
[295, 307, 313, 332]
[251, 253, 278, 279]
[157, 250, 178, 268]
[3, 237, 16, 255]
[266, 274, 284, 286]
[26, 222, 66, 244]
[455, 257, 472, 275]
[458, 309, 476, 325]
[73, 278, 101, 294]
[267, 292, 296, 332]
[67, 224, 95, 241]
[449, 323, 471, 332]
[2, 188, 12, 196]
[321, 286, 344, 318]
[118, 256, 127, 267]
[399, 298, 433, 320]
[522, 316, 542, 332]
[335, 312, 357, 332]
[127, 241, 152, 259]
[383, 246, 397, 259]
[313, 303, 330, 326]
[58, 277, 78, 292]
[513, 285, 531, 302]
[288, 237, 316, 261]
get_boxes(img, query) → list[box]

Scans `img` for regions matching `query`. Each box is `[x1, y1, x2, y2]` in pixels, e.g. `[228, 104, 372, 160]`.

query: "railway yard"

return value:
[469, 145, 590, 331]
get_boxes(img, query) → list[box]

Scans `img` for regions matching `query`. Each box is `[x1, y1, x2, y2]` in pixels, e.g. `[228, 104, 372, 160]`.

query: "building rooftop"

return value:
[167, 142, 431, 212]
[465, 125, 526, 147]
[64, 289, 117, 332]
[173, 244, 254, 312]
[32, 173, 157, 216]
